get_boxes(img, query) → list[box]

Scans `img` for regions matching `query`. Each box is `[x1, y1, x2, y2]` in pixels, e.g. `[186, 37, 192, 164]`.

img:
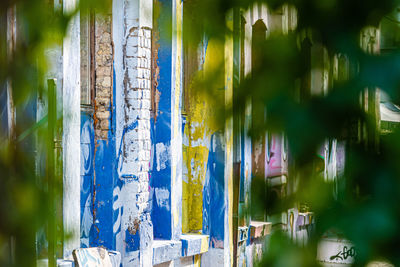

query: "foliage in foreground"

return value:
[3, 0, 400, 266]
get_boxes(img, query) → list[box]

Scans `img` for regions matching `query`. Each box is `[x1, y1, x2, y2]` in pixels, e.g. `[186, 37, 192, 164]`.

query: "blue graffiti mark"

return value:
[203, 168, 210, 234]
[112, 178, 124, 236]
[246, 226, 251, 246]
[120, 174, 139, 179]
[81, 194, 93, 248]
[116, 118, 139, 175]
[150, 117, 172, 239]
[81, 115, 94, 175]
[198, 35, 208, 70]
[112, 177, 147, 254]
[80, 112, 95, 248]
[204, 132, 225, 248]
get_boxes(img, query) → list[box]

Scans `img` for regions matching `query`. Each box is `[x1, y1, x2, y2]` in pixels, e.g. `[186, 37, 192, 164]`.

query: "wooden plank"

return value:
[73, 247, 112, 267]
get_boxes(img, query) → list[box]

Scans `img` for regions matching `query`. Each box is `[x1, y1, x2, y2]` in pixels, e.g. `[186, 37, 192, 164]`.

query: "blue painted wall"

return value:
[150, 0, 173, 240]
[204, 132, 225, 248]
[79, 70, 117, 250]
[80, 110, 117, 250]
[92, 135, 116, 249]
[80, 112, 94, 248]
[93, 70, 118, 250]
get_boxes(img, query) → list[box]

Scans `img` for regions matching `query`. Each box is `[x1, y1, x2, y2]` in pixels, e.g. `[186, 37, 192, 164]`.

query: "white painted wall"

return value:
[62, 0, 80, 257]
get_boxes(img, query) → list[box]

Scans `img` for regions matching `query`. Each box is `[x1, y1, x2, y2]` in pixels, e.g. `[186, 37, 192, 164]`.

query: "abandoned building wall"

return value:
[72, 1, 345, 266]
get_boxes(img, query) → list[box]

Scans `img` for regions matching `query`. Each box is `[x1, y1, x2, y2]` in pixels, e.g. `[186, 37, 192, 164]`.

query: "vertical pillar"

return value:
[113, 0, 153, 265]
[62, 0, 81, 257]
[151, 0, 182, 241]
[171, 0, 183, 241]
[150, 0, 173, 240]
[225, 10, 234, 267]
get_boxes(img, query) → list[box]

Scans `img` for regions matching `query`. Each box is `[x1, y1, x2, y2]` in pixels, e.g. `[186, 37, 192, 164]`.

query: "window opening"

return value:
[80, 9, 94, 107]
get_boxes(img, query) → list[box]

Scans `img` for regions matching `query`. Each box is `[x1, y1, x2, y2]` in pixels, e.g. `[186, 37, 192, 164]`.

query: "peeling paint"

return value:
[155, 142, 170, 171]
[182, 38, 225, 235]
[155, 188, 171, 211]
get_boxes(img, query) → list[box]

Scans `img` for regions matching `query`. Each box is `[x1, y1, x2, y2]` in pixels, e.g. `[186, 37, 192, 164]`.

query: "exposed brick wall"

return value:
[95, 14, 113, 140]
[123, 27, 152, 210]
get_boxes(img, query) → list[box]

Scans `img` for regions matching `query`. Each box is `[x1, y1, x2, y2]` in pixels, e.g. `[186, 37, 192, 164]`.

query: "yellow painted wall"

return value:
[180, 9, 236, 266]
[182, 38, 225, 233]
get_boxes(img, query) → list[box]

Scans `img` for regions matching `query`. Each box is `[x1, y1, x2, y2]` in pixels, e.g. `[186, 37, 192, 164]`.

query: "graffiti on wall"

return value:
[288, 208, 315, 245]
[116, 119, 139, 178]
[204, 132, 225, 248]
[112, 175, 153, 266]
[329, 245, 356, 261]
[266, 133, 288, 179]
[80, 113, 95, 248]
[317, 238, 356, 265]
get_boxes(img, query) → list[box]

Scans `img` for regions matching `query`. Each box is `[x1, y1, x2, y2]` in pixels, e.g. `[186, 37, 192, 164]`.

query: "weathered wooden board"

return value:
[73, 247, 112, 267]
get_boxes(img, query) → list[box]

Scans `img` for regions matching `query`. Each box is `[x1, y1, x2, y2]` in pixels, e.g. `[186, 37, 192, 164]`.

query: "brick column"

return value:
[113, 0, 153, 265]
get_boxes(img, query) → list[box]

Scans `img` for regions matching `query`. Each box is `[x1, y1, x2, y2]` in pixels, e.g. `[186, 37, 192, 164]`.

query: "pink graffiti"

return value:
[266, 134, 288, 178]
